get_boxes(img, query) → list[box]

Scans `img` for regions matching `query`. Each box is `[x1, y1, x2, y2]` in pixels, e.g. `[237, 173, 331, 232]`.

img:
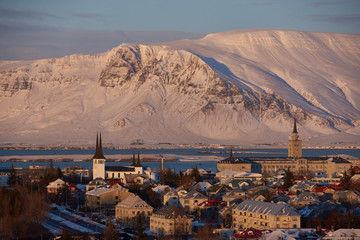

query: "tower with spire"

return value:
[93, 133, 106, 179]
[288, 119, 302, 158]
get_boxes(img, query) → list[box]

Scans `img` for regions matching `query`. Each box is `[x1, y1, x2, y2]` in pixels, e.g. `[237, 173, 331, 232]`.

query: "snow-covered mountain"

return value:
[1, 30, 359, 146]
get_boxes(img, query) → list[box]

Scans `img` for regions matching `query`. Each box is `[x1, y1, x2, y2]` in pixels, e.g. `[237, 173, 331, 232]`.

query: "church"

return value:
[92, 133, 143, 181]
[216, 119, 352, 177]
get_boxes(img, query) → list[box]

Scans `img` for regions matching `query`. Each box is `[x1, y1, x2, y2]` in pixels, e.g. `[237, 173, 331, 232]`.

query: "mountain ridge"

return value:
[0, 30, 359, 146]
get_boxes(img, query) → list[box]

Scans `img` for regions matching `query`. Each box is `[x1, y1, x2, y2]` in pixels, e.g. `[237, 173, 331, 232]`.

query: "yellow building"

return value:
[217, 119, 352, 177]
[179, 189, 207, 213]
[115, 195, 153, 228]
[150, 206, 192, 237]
[232, 200, 301, 230]
[86, 186, 134, 209]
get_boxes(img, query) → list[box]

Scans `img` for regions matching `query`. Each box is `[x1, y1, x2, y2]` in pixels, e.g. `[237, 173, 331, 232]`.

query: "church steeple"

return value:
[293, 118, 297, 134]
[93, 133, 105, 159]
[131, 152, 136, 166]
[288, 118, 302, 158]
[136, 152, 142, 167]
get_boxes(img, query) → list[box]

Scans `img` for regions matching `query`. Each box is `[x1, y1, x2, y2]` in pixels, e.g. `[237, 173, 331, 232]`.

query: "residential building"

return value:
[232, 200, 301, 230]
[179, 189, 208, 213]
[46, 178, 66, 194]
[289, 192, 320, 208]
[86, 185, 134, 209]
[334, 190, 360, 204]
[150, 206, 192, 237]
[191, 181, 212, 194]
[222, 188, 247, 206]
[163, 187, 188, 206]
[115, 195, 153, 228]
[86, 177, 106, 191]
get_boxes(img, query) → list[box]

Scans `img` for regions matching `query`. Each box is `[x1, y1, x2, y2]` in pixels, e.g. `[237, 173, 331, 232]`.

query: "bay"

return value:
[0, 148, 359, 172]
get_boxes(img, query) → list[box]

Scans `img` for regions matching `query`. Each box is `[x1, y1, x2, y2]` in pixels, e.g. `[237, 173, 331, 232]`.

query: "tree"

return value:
[283, 168, 295, 191]
[191, 167, 202, 183]
[261, 171, 270, 186]
[264, 191, 272, 202]
[102, 218, 119, 240]
[341, 168, 352, 190]
[8, 164, 18, 186]
[136, 213, 146, 240]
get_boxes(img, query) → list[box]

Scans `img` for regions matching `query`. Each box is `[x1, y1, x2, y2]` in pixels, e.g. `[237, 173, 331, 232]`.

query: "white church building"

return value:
[92, 134, 143, 182]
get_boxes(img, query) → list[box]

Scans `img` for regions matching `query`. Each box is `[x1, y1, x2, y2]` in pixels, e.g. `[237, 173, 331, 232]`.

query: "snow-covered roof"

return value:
[86, 187, 116, 196]
[184, 189, 207, 200]
[152, 185, 172, 194]
[235, 200, 300, 216]
[326, 228, 360, 238]
[116, 195, 153, 209]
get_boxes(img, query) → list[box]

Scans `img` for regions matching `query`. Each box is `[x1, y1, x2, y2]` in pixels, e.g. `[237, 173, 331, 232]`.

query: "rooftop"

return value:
[235, 200, 300, 216]
[152, 206, 189, 219]
[116, 195, 153, 209]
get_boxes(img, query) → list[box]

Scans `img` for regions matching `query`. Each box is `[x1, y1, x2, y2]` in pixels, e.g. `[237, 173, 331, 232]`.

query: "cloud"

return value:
[0, 6, 59, 21]
[0, 21, 206, 61]
[72, 12, 101, 19]
[309, 13, 360, 24]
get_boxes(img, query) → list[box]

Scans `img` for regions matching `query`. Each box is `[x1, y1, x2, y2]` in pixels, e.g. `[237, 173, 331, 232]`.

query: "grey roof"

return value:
[295, 192, 320, 203]
[235, 200, 300, 216]
[184, 189, 207, 200]
[105, 166, 135, 172]
[165, 187, 186, 196]
[153, 206, 189, 219]
[218, 156, 251, 164]
[116, 195, 153, 209]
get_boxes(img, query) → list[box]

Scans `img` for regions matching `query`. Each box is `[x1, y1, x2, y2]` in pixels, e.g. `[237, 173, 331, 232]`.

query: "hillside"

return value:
[0, 30, 359, 146]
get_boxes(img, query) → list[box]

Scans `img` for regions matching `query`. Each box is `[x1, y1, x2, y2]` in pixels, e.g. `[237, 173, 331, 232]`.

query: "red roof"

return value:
[312, 186, 335, 193]
[108, 180, 126, 188]
[68, 183, 81, 192]
[198, 198, 227, 207]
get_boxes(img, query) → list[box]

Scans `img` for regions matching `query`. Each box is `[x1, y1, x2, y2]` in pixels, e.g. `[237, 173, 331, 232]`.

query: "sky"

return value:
[1, 0, 359, 60]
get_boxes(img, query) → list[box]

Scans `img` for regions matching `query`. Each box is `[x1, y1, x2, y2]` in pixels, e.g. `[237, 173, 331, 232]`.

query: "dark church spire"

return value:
[131, 152, 136, 166]
[292, 118, 297, 134]
[136, 152, 142, 167]
[93, 133, 105, 159]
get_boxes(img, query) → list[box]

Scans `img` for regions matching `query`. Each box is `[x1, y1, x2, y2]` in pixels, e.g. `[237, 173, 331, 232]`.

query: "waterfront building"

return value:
[217, 120, 352, 177]
[232, 200, 301, 230]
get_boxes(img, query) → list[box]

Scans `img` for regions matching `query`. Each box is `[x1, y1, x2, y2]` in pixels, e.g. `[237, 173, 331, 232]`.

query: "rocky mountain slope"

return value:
[0, 30, 359, 146]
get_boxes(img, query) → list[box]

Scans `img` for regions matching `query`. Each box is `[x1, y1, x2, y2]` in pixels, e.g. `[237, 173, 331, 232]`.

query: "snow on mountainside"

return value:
[0, 30, 359, 146]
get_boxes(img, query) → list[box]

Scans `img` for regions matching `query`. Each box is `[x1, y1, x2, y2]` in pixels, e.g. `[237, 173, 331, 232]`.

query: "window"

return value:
[250, 213, 252, 217]
[276, 217, 280, 221]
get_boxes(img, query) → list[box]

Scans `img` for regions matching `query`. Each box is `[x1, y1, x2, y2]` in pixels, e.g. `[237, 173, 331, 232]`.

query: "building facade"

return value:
[150, 206, 192, 237]
[115, 195, 153, 228]
[232, 200, 301, 230]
